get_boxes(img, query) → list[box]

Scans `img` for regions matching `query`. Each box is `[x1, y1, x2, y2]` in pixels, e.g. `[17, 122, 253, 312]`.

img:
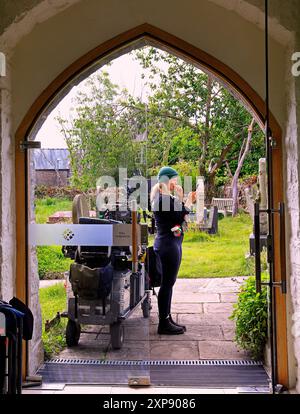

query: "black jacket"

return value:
[152, 193, 190, 236]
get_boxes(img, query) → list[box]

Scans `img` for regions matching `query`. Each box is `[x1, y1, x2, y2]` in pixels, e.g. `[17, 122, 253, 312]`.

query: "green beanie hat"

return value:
[157, 166, 179, 183]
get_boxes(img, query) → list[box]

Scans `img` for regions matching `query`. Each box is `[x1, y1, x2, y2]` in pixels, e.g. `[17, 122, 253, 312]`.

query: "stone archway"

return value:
[14, 24, 288, 386]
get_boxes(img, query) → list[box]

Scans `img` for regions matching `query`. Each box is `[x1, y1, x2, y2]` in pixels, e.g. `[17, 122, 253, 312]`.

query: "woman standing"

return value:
[151, 166, 196, 335]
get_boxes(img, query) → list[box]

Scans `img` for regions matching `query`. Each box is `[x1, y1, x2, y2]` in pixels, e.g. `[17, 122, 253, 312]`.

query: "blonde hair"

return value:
[150, 182, 170, 204]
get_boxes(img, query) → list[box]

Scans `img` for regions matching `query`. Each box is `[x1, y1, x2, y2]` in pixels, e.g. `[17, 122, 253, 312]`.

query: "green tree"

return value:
[57, 48, 264, 200]
[58, 72, 142, 190]
[133, 47, 265, 200]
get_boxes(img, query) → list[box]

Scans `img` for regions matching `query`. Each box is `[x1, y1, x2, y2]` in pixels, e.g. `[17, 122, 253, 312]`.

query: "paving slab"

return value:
[172, 293, 220, 303]
[203, 302, 235, 314]
[106, 340, 150, 360]
[149, 314, 160, 325]
[178, 313, 234, 327]
[220, 293, 238, 303]
[39, 279, 64, 288]
[194, 277, 247, 293]
[58, 336, 109, 360]
[157, 325, 223, 342]
[55, 277, 248, 363]
[222, 326, 236, 341]
[124, 324, 155, 341]
[198, 341, 250, 360]
[150, 341, 200, 360]
[170, 303, 204, 314]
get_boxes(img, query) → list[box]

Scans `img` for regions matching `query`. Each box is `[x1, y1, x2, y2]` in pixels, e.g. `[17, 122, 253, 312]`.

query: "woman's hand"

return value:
[173, 184, 184, 201]
[185, 191, 197, 208]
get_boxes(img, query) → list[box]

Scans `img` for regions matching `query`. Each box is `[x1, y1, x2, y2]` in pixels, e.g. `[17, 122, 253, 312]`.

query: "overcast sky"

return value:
[36, 53, 153, 148]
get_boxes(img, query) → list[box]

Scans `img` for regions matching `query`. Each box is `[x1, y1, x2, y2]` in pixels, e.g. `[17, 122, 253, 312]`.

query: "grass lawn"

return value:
[148, 212, 253, 278]
[39, 283, 67, 359]
[149, 213, 253, 278]
[179, 213, 253, 278]
[35, 197, 72, 223]
[35, 198, 73, 279]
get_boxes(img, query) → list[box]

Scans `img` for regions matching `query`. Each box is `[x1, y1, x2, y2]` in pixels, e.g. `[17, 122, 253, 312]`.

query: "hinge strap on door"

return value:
[19, 141, 41, 151]
[254, 202, 286, 294]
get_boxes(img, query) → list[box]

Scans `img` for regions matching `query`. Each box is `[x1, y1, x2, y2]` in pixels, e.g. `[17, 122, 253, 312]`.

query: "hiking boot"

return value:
[169, 314, 186, 332]
[157, 316, 184, 335]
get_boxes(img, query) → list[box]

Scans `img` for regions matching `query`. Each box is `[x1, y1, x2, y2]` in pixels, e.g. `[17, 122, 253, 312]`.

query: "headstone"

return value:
[208, 206, 218, 235]
[245, 187, 255, 221]
[72, 194, 90, 224]
[196, 177, 205, 225]
[199, 206, 218, 234]
[248, 158, 268, 255]
[258, 158, 268, 235]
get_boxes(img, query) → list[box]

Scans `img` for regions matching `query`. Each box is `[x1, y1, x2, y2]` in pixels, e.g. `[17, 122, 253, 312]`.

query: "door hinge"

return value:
[19, 141, 41, 151]
[267, 234, 273, 263]
[270, 137, 277, 148]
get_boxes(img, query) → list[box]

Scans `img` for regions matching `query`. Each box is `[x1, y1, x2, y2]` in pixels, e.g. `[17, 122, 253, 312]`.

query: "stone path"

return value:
[40, 279, 64, 288]
[58, 277, 251, 361]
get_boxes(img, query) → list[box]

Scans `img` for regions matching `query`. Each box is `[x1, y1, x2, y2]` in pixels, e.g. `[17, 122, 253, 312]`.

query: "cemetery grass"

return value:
[148, 213, 252, 277]
[35, 197, 72, 224]
[179, 213, 253, 278]
[39, 283, 67, 359]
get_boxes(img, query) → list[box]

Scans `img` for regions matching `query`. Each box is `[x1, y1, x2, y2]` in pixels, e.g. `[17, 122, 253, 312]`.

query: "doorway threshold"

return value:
[36, 359, 270, 388]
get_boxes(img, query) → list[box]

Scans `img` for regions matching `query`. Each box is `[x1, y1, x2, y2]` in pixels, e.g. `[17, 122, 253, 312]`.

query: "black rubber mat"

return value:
[37, 360, 269, 388]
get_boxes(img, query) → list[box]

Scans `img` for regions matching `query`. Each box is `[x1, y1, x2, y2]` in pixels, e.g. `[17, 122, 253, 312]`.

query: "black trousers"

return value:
[154, 233, 183, 319]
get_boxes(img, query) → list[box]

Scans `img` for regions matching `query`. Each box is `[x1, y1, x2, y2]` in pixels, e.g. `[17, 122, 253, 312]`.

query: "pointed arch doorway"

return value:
[15, 23, 288, 389]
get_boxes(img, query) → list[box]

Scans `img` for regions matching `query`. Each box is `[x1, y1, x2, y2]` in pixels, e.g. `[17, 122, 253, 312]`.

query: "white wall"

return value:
[10, 0, 288, 132]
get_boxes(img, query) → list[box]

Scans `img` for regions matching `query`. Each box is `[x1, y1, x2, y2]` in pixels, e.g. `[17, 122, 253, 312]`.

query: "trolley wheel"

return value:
[66, 319, 81, 347]
[110, 322, 124, 350]
[141, 296, 151, 318]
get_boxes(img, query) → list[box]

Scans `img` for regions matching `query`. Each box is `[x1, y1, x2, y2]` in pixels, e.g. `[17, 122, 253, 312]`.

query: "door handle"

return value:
[254, 202, 262, 293]
[254, 201, 287, 295]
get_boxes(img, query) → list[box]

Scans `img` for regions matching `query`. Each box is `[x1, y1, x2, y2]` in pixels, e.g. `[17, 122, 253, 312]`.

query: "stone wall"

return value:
[35, 169, 70, 186]
[285, 31, 300, 393]
[0, 61, 15, 302]
[27, 153, 44, 375]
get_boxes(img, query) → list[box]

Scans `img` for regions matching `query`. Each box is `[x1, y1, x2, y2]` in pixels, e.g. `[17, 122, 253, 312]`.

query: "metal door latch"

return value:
[19, 141, 41, 151]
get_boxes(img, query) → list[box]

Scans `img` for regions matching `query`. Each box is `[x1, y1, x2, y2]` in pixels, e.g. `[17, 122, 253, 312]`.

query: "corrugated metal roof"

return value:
[33, 149, 70, 170]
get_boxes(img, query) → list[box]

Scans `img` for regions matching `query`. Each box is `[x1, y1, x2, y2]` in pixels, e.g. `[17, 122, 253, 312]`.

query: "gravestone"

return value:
[200, 206, 218, 235]
[245, 186, 255, 221]
[249, 158, 268, 254]
[258, 158, 268, 235]
[196, 177, 205, 225]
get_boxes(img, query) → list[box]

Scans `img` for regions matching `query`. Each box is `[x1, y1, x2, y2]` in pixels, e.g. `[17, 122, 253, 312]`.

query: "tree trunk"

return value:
[199, 75, 213, 177]
[205, 173, 217, 205]
[231, 118, 255, 216]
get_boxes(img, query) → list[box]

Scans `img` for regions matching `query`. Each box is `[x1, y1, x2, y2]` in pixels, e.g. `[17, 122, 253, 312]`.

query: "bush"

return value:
[45, 197, 56, 206]
[35, 185, 85, 200]
[230, 275, 268, 360]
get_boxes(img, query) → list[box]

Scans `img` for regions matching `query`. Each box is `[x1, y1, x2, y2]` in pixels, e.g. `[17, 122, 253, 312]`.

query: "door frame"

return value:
[15, 23, 288, 386]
